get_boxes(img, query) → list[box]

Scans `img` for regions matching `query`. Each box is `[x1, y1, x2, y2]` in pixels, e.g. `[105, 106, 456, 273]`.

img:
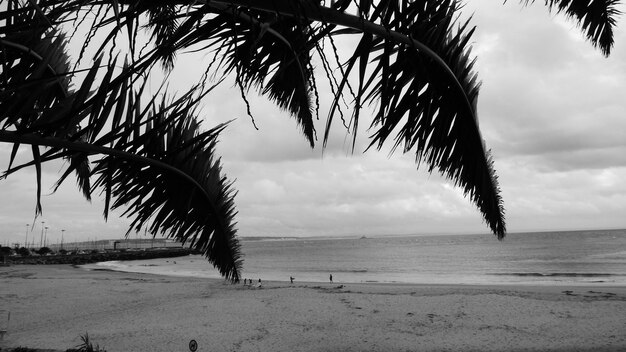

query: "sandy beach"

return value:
[1, 265, 625, 351]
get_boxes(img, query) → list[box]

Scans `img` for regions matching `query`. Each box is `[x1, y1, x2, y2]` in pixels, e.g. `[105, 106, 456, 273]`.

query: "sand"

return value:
[1, 265, 625, 352]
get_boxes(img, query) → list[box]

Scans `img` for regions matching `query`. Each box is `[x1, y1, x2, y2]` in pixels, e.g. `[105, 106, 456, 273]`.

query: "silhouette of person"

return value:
[329, 274, 333, 283]
[290, 276, 294, 284]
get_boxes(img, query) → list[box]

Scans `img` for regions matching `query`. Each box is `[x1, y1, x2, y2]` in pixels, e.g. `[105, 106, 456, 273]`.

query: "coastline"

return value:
[1, 265, 625, 351]
[79, 253, 626, 287]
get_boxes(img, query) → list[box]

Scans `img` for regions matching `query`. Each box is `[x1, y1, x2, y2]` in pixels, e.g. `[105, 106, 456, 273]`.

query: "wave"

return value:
[490, 272, 623, 277]
[335, 269, 368, 273]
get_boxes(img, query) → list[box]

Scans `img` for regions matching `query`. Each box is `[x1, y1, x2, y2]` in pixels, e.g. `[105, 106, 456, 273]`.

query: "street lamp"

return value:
[61, 229, 65, 250]
[25, 224, 29, 249]
[40, 221, 45, 248]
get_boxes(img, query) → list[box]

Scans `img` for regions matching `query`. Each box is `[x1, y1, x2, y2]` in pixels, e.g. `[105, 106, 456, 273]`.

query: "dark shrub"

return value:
[16, 247, 30, 257]
[36, 247, 52, 256]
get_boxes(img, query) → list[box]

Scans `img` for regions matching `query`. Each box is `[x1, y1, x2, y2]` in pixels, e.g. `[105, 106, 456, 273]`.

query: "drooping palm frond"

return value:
[0, 93, 243, 281]
[361, 0, 505, 236]
[145, 4, 179, 70]
[90, 101, 241, 280]
[195, 0, 506, 236]
[87, 0, 505, 235]
[0, 0, 242, 280]
[146, 6, 319, 146]
[527, 0, 621, 56]
[1, 3, 74, 214]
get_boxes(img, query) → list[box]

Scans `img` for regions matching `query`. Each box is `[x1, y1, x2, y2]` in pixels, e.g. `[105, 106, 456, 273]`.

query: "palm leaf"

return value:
[150, 7, 318, 146]
[91, 104, 242, 280]
[528, 0, 621, 56]
[1, 0, 242, 280]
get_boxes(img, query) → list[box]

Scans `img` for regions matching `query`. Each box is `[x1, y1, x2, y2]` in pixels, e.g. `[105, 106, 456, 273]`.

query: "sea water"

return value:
[82, 229, 626, 286]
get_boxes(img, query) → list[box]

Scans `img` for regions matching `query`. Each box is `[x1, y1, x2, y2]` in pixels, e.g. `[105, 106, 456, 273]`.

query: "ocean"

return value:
[82, 229, 626, 286]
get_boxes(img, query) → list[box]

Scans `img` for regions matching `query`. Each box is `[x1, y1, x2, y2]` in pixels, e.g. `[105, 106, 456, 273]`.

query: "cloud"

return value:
[468, 0, 626, 174]
[0, 147, 133, 245]
[226, 151, 489, 237]
[497, 159, 626, 231]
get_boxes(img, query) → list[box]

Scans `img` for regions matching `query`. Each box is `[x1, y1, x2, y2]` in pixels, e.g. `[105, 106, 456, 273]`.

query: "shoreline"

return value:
[80, 257, 626, 288]
[1, 265, 625, 351]
[84, 264, 626, 292]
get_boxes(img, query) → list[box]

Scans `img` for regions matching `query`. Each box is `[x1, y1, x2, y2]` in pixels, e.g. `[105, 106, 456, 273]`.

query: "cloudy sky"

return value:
[1, 0, 625, 246]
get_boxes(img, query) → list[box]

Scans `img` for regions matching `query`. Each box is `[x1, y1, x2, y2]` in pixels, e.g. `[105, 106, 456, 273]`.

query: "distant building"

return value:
[49, 238, 183, 251]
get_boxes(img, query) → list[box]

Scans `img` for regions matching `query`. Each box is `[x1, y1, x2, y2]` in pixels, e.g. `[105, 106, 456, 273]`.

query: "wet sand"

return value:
[1, 265, 625, 351]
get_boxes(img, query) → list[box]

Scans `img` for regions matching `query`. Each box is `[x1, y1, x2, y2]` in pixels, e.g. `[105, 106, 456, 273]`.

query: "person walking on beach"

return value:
[290, 276, 294, 284]
[329, 274, 333, 283]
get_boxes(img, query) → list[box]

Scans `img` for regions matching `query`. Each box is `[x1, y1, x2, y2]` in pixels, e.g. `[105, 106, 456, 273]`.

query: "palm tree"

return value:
[0, 0, 620, 282]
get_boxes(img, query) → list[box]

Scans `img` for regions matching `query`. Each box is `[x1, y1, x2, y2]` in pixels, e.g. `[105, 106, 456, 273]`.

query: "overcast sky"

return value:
[1, 0, 625, 246]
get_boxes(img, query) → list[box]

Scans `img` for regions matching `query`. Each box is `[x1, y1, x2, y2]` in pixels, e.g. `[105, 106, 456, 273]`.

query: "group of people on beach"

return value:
[241, 274, 334, 286]
[242, 278, 262, 287]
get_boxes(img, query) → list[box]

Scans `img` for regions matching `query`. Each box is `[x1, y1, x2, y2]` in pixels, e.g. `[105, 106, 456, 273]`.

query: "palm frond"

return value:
[1, 0, 242, 280]
[53, 151, 93, 201]
[91, 104, 242, 281]
[530, 0, 621, 56]
[363, 1, 505, 236]
[0, 108, 242, 281]
[145, 4, 179, 70]
[156, 6, 318, 146]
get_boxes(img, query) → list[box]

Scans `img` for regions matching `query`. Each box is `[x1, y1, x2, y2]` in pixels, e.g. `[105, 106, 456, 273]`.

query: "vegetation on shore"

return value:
[3, 247, 194, 265]
[1, 333, 106, 352]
